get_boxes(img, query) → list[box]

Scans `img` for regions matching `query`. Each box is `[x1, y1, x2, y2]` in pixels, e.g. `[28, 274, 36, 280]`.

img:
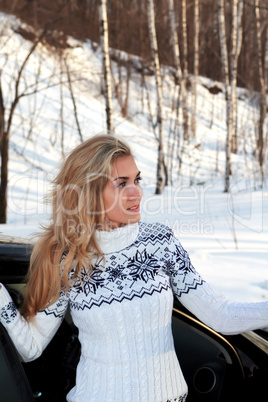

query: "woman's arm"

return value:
[0, 283, 69, 362]
[164, 232, 268, 335]
[178, 279, 268, 335]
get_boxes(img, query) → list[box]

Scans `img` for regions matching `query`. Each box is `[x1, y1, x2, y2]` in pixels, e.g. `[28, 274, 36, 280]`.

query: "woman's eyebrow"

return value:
[113, 176, 128, 181]
[113, 171, 141, 181]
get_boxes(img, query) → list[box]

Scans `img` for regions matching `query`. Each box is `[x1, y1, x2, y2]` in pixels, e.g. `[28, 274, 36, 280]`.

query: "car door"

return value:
[0, 322, 35, 402]
[172, 304, 268, 402]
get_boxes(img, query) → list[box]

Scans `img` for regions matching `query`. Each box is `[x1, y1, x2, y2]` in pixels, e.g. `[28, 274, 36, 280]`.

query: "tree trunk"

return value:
[219, 0, 243, 192]
[0, 130, 8, 223]
[147, 0, 165, 194]
[181, 0, 189, 140]
[255, 0, 267, 182]
[167, 0, 189, 149]
[218, 0, 231, 192]
[230, 0, 243, 154]
[99, 0, 114, 134]
[64, 57, 83, 143]
[0, 77, 4, 151]
[192, 0, 199, 138]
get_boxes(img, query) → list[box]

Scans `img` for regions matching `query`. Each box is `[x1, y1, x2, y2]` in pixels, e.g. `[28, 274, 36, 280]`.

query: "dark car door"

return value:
[172, 303, 268, 402]
[0, 322, 35, 402]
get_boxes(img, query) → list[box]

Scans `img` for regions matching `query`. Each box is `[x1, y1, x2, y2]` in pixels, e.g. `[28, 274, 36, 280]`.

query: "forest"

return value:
[0, 0, 267, 223]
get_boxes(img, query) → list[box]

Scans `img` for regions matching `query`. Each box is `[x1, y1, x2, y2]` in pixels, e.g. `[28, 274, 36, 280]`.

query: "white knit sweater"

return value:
[1, 222, 268, 402]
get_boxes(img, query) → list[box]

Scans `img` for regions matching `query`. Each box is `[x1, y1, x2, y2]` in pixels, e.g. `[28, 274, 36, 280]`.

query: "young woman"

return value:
[0, 134, 267, 402]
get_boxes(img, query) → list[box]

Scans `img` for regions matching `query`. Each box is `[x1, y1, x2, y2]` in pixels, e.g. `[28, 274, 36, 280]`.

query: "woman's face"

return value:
[102, 156, 143, 229]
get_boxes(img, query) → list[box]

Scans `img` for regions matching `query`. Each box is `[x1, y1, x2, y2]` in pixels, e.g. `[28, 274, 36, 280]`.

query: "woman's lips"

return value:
[127, 205, 140, 212]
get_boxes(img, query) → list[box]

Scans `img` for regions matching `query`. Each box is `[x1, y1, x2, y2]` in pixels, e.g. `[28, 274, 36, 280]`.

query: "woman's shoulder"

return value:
[137, 221, 173, 241]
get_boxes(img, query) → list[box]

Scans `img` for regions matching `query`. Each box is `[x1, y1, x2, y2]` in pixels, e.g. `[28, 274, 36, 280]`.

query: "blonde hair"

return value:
[22, 134, 132, 319]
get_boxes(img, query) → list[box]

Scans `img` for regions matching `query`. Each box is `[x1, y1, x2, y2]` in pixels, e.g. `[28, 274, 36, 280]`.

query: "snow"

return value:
[0, 13, 267, 303]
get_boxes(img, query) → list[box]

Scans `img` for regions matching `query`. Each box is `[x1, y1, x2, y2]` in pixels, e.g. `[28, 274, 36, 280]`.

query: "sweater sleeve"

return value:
[163, 231, 268, 335]
[0, 283, 69, 362]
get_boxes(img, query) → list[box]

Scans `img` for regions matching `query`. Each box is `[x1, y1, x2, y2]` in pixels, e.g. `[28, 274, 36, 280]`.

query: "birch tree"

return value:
[167, 0, 188, 146]
[147, 0, 165, 194]
[229, 0, 243, 154]
[218, 0, 231, 192]
[218, 0, 243, 192]
[181, 0, 189, 140]
[192, 0, 199, 138]
[99, 0, 114, 134]
[167, 0, 182, 82]
[254, 0, 267, 182]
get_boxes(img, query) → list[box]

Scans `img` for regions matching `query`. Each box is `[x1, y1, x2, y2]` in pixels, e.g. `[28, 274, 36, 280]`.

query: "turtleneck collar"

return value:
[95, 222, 139, 254]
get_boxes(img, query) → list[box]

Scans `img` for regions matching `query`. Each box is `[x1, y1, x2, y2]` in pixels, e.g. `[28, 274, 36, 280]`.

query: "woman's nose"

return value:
[125, 184, 142, 199]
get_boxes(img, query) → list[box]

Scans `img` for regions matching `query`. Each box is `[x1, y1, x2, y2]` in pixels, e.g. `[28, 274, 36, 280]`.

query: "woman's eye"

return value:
[135, 176, 142, 184]
[118, 181, 127, 188]
[117, 176, 142, 188]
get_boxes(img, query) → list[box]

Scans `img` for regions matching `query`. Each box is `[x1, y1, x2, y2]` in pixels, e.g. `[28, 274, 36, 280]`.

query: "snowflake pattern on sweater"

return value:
[45, 222, 204, 316]
[166, 397, 187, 402]
[0, 301, 17, 323]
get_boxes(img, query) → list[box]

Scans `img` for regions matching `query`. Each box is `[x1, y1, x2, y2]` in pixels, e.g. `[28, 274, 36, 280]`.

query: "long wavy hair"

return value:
[22, 134, 132, 319]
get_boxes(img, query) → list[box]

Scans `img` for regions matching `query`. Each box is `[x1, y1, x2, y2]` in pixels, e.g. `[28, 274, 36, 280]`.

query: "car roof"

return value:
[0, 233, 34, 245]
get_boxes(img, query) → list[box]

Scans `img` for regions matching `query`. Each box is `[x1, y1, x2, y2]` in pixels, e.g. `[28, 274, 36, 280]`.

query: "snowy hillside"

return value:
[0, 14, 267, 303]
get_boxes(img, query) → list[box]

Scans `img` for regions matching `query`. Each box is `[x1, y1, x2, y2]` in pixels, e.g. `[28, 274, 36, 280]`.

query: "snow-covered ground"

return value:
[0, 13, 267, 303]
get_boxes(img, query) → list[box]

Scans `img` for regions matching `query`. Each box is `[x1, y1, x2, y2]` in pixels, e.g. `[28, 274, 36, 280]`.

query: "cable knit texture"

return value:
[0, 221, 268, 402]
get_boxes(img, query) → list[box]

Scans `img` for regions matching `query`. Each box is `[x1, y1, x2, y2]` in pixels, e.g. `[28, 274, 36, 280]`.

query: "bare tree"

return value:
[254, 0, 267, 183]
[147, 0, 166, 194]
[218, 0, 243, 192]
[110, 51, 132, 118]
[230, 0, 243, 154]
[64, 57, 83, 143]
[218, 0, 231, 192]
[99, 0, 114, 134]
[0, 29, 47, 223]
[59, 57, 66, 157]
[167, 0, 188, 146]
[192, 0, 200, 138]
[181, 0, 189, 140]
[2, 0, 267, 98]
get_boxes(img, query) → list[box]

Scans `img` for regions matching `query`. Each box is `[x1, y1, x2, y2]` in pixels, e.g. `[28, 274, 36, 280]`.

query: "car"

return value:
[0, 233, 267, 402]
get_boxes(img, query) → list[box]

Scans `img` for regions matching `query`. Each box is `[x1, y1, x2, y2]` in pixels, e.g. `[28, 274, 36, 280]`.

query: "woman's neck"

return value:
[95, 222, 139, 254]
